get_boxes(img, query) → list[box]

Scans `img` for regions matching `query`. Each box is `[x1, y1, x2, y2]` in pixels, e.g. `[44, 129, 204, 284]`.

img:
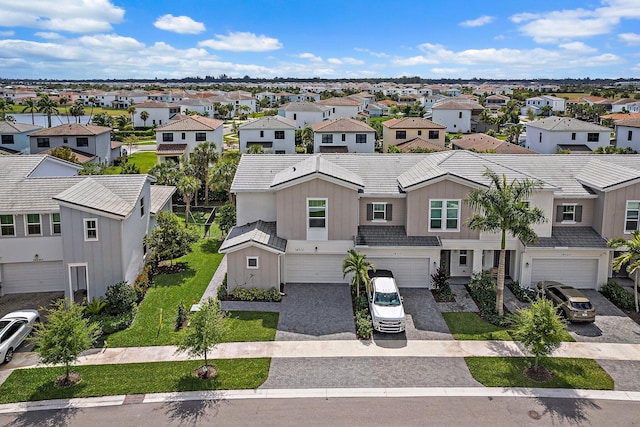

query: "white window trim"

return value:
[0, 214, 15, 237]
[459, 249, 468, 266]
[372, 202, 387, 222]
[561, 203, 577, 224]
[307, 197, 328, 241]
[50, 212, 61, 235]
[246, 256, 259, 269]
[140, 197, 145, 217]
[429, 199, 461, 232]
[84, 218, 99, 241]
[24, 213, 42, 236]
[625, 200, 640, 234]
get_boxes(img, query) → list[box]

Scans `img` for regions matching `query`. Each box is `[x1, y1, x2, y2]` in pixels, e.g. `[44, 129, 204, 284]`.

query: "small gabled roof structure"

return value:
[0, 121, 41, 134]
[156, 144, 187, 156]
[219, 220, 287, 254]
[271, 155, 364, 189]
[149, 185, 177, 214]
[452, 134, 535, 154]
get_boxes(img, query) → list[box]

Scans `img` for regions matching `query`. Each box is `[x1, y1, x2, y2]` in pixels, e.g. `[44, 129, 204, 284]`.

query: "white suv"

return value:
[367, 270, 406, 333]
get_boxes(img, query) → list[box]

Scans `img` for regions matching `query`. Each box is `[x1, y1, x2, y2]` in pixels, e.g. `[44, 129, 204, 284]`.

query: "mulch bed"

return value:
[56, 372, 82, 387]
[431, 290, 455, 303]
[523, 366, 553, 382]
[194, 365, 217, 380]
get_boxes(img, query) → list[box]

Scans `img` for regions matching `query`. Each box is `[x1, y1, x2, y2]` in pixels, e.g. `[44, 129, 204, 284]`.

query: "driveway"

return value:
[566, 290, 640, 344]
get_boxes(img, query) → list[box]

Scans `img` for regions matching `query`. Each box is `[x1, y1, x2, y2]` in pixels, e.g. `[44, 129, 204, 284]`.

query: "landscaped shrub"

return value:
[175, 301, 189, 331]
[600, 281, 634, 310]
[355, 310, 373, 339]
[231, 287, 282, 302]
[133, 265, 153, 303]
[83, 297, 106, 316]
[431, 266, 455, 301]
[104, 281, 138, 316]
[354, 294, 368, 312]
[217, 282, 228, 301]
[506, 281, 536, 303]
[467, 271, 509, 327]
[92, 310, 135, 335]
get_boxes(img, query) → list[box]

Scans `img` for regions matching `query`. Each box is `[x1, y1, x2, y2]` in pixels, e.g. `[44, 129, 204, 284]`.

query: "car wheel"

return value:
[4, 348, 14, 363]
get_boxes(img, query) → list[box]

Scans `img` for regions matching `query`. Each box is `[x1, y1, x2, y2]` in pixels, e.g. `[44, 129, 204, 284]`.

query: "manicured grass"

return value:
[443, 312, 575, 342]
[104, 151, 157, 174]
[225, 311, 278, 342]
[465, 357, 614, 390]
[0, 358, 270, 404]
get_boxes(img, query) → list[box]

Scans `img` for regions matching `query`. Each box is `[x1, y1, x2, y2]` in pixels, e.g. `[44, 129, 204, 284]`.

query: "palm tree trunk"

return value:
[635, 270, 639, 313]
[204, 169, 209, 207]
[496, 232, 507, 317]
[31, 111, 34, 125]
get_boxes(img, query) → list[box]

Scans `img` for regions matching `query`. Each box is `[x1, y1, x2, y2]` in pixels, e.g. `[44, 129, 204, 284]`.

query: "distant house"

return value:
[452, 134, 535, 154]
[318, 97, 364, 119]
[239, 116, 297, 154]
[615, 118, 640, 152]
[521, 95, 566, 116]
[133, 101, 181, 127]
[155, 115, 224, 163]
[177, 98, 216, 116]
[29, 123, 119, 165]
[382, 117, 446, 153]
[484, 94, 510, 110]
[364, 102, 389, 117]
[312, 118, 376, 153]
[431, 99, 485, 133]
[611, 98, 640, 113]
[278, 102, 332, 128]
[0, 122, 41, 154]
[524, 116, 611, 154]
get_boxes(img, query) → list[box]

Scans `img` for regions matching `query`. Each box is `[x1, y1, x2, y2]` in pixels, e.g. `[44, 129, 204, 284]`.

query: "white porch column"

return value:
[472, 249, 483, 273]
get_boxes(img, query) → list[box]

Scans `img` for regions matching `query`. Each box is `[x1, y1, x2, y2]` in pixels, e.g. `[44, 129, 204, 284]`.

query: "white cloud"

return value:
[154, 14, 205, 34]
[327, 57, 364, 65]
[199, 32, 281, 52]
[299, 52, 323, 62]
[35, 32, 63, 39]
[0, 0, 124, 33]
[354, 47, 390, 58]
[327, 58, 342, 65]
[558, 41, 598, 53]
[0, 30, 14, 36]
[619, 32, 640, 45]
[392, 55, 439, 66]
[459, 15, 494, 27]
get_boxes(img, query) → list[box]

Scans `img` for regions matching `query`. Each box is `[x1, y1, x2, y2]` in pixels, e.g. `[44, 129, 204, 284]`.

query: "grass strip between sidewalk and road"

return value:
[0, 358, 270, 404]
[465, 357, 614, 390]
[442, 312, 575, 342]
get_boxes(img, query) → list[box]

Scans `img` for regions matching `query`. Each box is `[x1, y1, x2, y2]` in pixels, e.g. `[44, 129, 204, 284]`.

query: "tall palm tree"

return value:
[37, 95, 59, 128]
[58, 95, 71, 123]
[177, 176, 201, 226]
[127, 105, 136, 124]
[608, 230, 640, 313]
[191, 141, 219, 206]
[69, 100, 85, 123]
[342, 249, 375, 297]
[208, 157, 238, 205]
[139, 110, 149, 127]
[21, 98, 38, 125]
[148, 160, 181, 186]
[87, 97, 97, 124]
[465, 168, 547, 317]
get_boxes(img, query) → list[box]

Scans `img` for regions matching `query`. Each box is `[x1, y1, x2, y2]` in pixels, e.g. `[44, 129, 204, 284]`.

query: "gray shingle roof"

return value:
[575, 159, 640, 190]
[356, 226, 441, 247]
[270, 155, 365, 189]
[219, 220, 287, 253]
[239, 116, 296, 130]
[149, 185, 176, 214]
[527, 227, 608, 248]
[0, 122, 41, 133]
[279, 102, 330, 113]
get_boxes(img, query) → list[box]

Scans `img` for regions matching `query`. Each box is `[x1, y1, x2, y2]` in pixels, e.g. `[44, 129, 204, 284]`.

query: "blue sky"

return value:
[1, 0, 639, 80]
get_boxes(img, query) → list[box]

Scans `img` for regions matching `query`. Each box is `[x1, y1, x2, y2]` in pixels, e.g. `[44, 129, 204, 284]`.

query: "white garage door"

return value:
[531, 258, 598, 289]
[368, 257, 430, 288]
[1, 261, 65, 294]
[285, 254, 347, 283]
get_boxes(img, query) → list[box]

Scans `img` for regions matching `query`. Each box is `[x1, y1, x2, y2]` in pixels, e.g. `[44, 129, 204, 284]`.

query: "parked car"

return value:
[0, 310, 40, 363]
[536, 281, 596, 322]
[367, 270, 406, 333]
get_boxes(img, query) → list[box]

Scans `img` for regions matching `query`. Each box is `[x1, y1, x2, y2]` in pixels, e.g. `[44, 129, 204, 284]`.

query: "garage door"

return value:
[531, 258, 598, 289]
[285, 254, 347, 283]
[1, 261, 65, 294]
[368, 257, 430, 288]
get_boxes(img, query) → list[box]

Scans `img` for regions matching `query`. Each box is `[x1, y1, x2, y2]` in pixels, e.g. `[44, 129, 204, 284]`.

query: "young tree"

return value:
[177, 297, 228, 379]
[608, 230, 640, 312]
[79, 162, 106, 175]
[121, 160, 140, 174]
[465, 168, 547, 317]
[31, 300, 101, 386]
[145, 210, 199, 265]
[511, 298, 566, 374]
[342, 249, 375, 297]
[216, 202, 236, 236]
[50, 146, 79, 163]
[177, 176, 201, 226]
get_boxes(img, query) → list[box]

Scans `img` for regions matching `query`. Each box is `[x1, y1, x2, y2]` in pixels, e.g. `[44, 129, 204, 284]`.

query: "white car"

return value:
[367, 270, 406, 333]
[0, 310, 40, 364]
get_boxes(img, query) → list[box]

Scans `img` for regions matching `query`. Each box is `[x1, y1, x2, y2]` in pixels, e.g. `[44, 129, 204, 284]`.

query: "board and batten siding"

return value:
[276, 178, 358, 241]
[602, 184, 640, 239]
[359, 198, 406, 226]
[551, 198, 595, 227]
[227, 247, 279, 291]
[120, 186, 150, 291]
[405, 179, 479, 239]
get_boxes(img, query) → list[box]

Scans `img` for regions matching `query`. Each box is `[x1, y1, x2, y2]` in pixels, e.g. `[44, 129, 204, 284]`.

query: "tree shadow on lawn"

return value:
[200, 239, 221, 254]
[152, 266, 196, 288]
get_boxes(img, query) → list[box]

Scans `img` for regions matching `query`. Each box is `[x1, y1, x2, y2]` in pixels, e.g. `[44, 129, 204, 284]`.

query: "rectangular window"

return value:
[356, 134, 367, 144]
[571, 133, 576, 141]
[458, 112, 463, 118]
[26, 214, 41, 236]
[308, 199, 327, 228]
[562, 205, 576, 222]
[321, 134, 333, 144]
[51, 213, 61, 235]
[1, 135, 14, 144]
[162, 133, 173, 142]
[395, 130, 407, 139]
[428, 130, 439, 139]
[259, 130, 264, 138]
[625, 201, 640, 233]
[430, 200, 460, 231]
[417, 130, 422, 136]
[140, 197, 145, 217]
[373, 203, 387, 220]
[629, 130, 633, 141]
[195, 132, 206, 141]
[247, 256, 259, 269]
[275, 150, 286, 154]
[341, 133, 346, 142]
[587, 133, 599, 142]
[84, 218, 98, 241]
[539, 133, 542, 143]
[0, 215, 15, 237]
[459, 250, 468, 266]
[76, 137, 89, 147]
[37, 138, 50, 148]
[63, 137, 68, 144]
[274, 130, 285, 139]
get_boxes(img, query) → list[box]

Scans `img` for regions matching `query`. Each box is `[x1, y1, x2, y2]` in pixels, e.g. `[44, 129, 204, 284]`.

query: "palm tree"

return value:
[37, 95, 59, 128]
[86, 97, 97, 124]
[177, 176, 201, 226]
[59, 95, 71, 123]
[608, 230, 640, 312]
[127, 105, 136, 124]
[342, 249, 375, 297]
[208, 157, 238, 205]
[148, 160, 181, 186]
[505, 124, 524, 145]
[465, 168, 547, 317]
[191, 141, 219, 206]
[140, 110, 149, 127]
[114, 115, 130, 131]
[21, 98, 38, 125]
[69, 100, 85, 123]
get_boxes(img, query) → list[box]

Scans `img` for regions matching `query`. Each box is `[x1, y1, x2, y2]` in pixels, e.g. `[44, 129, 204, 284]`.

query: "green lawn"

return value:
[443, 312, 574, 342]
[0, 358, 270, 404]
[465, 357, 613, 389]
[104, 151, 157, 174]
[225, 311, 278, 342]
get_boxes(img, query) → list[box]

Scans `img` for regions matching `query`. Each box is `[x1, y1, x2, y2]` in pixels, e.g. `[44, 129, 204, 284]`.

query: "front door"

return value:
[440, 250, 451, 276]
[68, 264, 89, 303]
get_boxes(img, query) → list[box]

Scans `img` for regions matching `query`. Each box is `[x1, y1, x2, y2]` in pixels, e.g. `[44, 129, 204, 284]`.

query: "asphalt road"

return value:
[1, 396, 638, 427]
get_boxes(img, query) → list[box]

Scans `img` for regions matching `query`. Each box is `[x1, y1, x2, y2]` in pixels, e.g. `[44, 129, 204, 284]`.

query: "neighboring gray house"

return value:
[524, 116, 612, 154]
[311, 118, 376, 153]
[615, 118, 640, 152]
[0, 155, 175, 300]
[29, 123, 119, 165]
[238, 116, 297, 154]
[0, 121, 41, 154]
[155, 115, 224, 163]
[278, 102, 332, 128]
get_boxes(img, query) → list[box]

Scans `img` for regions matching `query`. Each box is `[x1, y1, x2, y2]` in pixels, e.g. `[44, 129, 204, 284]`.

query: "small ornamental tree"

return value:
[50, 146, 79, 164]
[216, 202, 236, 237]
[32, 300, 101, 386]
[145, 210, 199, 265]
[511, 298, 566, 376]
[342, 249, 375, 297]
[177, 297, 228, 379]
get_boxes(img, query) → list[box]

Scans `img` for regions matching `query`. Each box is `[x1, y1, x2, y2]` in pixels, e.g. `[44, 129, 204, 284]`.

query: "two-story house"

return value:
[431, 99, 485, 133]
[29, 123, 119, 165]
[0, 155, 175, 300]
[524, 116, 612, 154]
[220, 152, 639, 294]
[278, 102, 332, 128]
[133, 101, 181, 127]
[615, 118, 640, 152]
[155, 115, 224, 163]
[382, 117, 446, 153]
[311, 118, 376, 154]
[239, 116, 297, 154]
[0, 121, 41, 154]
[521, 95, 566, 116]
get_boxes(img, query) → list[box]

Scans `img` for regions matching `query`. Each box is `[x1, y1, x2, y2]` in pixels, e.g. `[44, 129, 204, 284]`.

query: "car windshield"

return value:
[0, 320, 10, 331]
[571, 301, 593, 310]
[374, 292, 400, 306]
